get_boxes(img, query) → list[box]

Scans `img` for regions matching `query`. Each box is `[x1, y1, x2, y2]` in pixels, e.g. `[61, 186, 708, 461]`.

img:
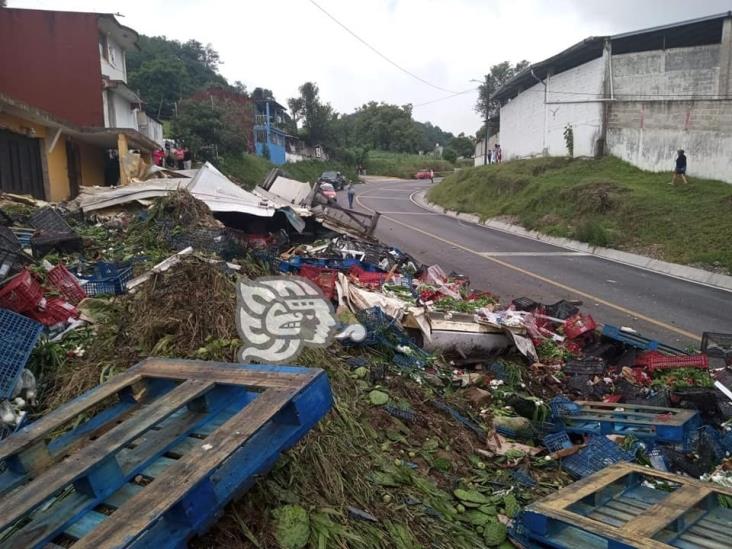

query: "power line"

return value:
[306, 0, 459, 94]
[412, 88, 479, 108]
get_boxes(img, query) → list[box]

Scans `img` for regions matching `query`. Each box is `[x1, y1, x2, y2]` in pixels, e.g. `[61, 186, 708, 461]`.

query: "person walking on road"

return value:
[671, 149, 688, 185]
[346, 182, 355, 208]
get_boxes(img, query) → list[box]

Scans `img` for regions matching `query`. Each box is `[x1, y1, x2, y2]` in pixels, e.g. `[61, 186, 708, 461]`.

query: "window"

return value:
[99, 33, 109, 61]
[255, 130, 267, 144]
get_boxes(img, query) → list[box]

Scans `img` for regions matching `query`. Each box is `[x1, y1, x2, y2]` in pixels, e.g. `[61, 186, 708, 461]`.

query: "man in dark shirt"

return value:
[672, 149, 688, 185]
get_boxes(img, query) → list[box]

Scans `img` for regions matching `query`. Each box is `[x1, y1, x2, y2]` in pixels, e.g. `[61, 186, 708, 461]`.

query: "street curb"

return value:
[412, 190, 732, 292]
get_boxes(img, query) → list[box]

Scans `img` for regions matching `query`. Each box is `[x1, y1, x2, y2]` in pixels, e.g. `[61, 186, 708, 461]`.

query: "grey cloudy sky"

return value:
[9, 0, 732, 135]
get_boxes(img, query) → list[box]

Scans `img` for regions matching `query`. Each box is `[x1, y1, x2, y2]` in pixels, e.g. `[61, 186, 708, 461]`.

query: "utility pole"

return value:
[483, 98, 489, 167]
[471, 76, 490, 166]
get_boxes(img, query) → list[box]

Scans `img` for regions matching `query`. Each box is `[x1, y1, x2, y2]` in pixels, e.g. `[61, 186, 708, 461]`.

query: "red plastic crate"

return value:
[28, 297, 79, 326]
[635, 351, 708, 372]
[349, 265, 388, 287]
[0, 270, 44, 314]
[564, 314, 597, 339]
[47, 264, 87, 305]
[298, 265, 338, 300]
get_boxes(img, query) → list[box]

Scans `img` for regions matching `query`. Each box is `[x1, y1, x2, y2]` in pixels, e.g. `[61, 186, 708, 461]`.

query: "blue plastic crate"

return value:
[562, 436, 634, 479]
[511, 469, 537, 487]
[384, 405, 417, 424]
[550, 396, 582, 418]
[543, 431, 572, 453]
[80, 263, 132, 296]
[432, 400, 486, 438]
[0, 308, 43, 399]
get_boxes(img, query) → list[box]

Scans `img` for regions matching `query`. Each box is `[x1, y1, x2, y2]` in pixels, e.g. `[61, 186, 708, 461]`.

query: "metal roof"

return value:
[492, 11, 731, 102]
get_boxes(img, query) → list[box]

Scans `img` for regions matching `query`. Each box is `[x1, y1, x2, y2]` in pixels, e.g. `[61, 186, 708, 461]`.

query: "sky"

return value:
[9, 0, 732, 136]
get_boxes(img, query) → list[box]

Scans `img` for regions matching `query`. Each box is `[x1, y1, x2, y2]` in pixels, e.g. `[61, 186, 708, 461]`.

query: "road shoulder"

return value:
[412, 189, 732, 292]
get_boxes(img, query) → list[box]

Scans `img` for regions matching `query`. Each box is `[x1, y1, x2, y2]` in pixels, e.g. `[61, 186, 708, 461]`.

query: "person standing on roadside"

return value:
[429, 168, 434, 183]
[671, 149, 688, 185]
[346, 181, 355, 209]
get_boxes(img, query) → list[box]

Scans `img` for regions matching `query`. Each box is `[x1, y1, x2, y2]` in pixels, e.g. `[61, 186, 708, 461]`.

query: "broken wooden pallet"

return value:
[0, 358, 332, 548]
[559, 401, 701, 444]
[515, 462, 732, 549]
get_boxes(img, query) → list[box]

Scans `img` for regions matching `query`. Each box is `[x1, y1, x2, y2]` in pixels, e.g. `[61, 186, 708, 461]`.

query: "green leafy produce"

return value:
[651, 368, 713, 390]
[272, 505, 310, 549]
[369, 390, 390, 406]
[502, 493, 521, 518]
[483, 521, 508, 546]
[454, 489, 491, 505]
[433, 295, 495, 313]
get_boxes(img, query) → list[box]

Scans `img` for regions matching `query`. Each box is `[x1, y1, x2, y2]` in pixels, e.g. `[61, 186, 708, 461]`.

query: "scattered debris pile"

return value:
[1, 166, 732, 548]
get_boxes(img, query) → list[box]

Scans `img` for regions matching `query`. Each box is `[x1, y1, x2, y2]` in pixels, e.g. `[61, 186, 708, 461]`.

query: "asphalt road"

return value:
[342, 177, 732, 347]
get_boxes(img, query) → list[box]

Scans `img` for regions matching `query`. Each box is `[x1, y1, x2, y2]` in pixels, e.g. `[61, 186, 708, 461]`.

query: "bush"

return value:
[442, 148, 458, 163]
[574, 220, 611, 247]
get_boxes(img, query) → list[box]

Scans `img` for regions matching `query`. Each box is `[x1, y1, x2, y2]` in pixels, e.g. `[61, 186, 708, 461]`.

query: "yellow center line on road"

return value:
[355, 192, 698, 340]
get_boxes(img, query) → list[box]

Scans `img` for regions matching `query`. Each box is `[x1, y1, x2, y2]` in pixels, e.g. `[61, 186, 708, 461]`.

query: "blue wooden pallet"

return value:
[515, 462, 732, 549]
[601, 325, 687, 354]
[0, 358, 332, 548]
[558, 401, 700, 445]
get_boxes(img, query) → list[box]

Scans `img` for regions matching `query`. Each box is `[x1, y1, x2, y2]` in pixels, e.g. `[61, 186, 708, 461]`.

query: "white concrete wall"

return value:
[499, 56, 605, 159]
[612, 45, 720, 98]
[100, 36, 127, 82]
[109, 91, 138, 130]
[474, 133, 499, 166]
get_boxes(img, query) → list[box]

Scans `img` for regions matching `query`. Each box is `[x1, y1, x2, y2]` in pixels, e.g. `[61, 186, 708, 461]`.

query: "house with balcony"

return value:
[0, 8, 162, 201]
[253, 99, 291, 165]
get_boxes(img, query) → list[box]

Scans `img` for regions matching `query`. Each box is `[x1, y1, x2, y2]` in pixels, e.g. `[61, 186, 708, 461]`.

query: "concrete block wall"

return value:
[612, 45, 720, 98]
[607, 99, 732, 182]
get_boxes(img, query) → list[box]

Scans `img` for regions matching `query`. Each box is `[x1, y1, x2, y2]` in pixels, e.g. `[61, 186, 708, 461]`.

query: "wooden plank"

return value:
[1, 491, 90, 549]
[0, 371, 141, 461]
[138, 360, 319, 389]
[64, 510, 107, 540]
[624, 485, 714, 538]
[0, 380, 213, 530]
[72, 388, 295, 548]
[116, 408, 205, 475]
[528, 506, 671, 549]
[537, 464, 633, 509]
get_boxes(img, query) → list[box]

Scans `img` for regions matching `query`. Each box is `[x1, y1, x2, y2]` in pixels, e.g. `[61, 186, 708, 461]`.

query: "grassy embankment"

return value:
[215, 153, 358, 190]
[366, 151, 455, 179]
[427, 156, 732, 272]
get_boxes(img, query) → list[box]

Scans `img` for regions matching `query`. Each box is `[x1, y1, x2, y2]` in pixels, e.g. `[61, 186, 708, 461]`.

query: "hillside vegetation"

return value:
[427, 156, 732, 272]
[215, 154, 357, 190]
[367, 151, 455, 180]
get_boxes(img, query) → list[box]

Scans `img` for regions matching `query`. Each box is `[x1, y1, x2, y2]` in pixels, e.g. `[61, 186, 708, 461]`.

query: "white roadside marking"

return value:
[479, 252, 591, 257]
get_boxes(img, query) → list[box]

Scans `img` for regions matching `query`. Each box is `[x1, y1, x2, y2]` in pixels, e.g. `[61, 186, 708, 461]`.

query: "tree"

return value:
[128, 57, 191, 119]
[448, 133, 475, 158]
[170, 97, 247, 159]
[127, 35, 227, 119]
[475, 60, 530, 131]
[289, 82, 336, 147]
[251, 87, 275, 102]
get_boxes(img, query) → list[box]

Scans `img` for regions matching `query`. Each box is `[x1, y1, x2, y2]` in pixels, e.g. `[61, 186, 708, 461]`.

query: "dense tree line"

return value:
[127, 35, 475, 162]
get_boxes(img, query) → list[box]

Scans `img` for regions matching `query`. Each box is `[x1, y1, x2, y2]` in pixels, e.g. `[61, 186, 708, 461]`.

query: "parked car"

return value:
[415, 169, 433, 180]
[318, 182, 337, 203]
[318, 171, 347, 190]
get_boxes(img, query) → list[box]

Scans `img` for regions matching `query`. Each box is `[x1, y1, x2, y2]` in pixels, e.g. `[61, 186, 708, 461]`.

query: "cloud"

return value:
[8, 0, 729, 136]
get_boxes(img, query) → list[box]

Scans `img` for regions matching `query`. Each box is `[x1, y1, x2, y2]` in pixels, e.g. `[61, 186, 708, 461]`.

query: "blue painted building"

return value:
[253, 99, 289, 165]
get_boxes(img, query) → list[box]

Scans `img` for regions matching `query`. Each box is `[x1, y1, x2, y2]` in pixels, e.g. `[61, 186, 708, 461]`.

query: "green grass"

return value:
[215, 153, 357, 189]
[367, 150, 455, 179]
[427, 156, 732, 272]
[215, 153, 275, 189]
